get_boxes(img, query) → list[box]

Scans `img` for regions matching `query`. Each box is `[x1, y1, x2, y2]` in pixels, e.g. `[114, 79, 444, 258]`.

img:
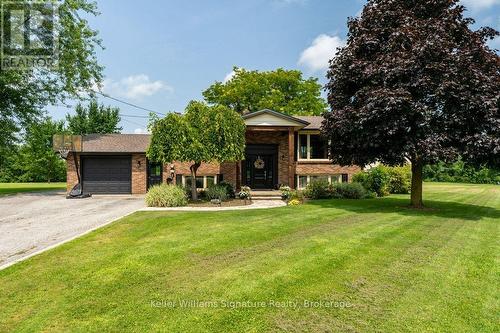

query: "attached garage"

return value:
[82, 156, 132, 194]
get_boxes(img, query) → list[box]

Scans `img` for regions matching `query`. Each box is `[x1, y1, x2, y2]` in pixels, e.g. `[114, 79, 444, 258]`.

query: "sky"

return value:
[47, 0, 500, 134]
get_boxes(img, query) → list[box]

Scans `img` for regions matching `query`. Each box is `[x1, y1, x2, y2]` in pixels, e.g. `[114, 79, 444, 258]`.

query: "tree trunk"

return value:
[410, 158, 424, 208]
[190, 162, 201, 201]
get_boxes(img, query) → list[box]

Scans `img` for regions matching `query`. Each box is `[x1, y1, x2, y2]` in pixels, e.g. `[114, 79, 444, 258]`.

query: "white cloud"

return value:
[298, 34, 346, 72]
[461, 0, 500, 11]
[134, 128, 150, 134]
[223, 70, 235, 83]
[102, 74, 172, 100]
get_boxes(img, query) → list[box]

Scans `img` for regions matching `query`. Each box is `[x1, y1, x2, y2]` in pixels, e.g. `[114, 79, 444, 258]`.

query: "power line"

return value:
[93, 91, 167, 116]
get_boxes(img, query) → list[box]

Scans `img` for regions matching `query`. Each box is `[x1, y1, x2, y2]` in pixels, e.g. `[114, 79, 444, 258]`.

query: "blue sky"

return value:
[48, 0, 500, 133]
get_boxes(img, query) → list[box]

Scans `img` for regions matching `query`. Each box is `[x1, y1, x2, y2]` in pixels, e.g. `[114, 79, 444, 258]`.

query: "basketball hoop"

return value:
[58, 147, 70, 160]
[53, 134, 82, 160]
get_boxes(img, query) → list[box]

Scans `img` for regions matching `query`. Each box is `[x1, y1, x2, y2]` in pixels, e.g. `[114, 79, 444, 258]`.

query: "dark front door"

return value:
[243, 145, 278, 189]
[147, 162, 163, 189]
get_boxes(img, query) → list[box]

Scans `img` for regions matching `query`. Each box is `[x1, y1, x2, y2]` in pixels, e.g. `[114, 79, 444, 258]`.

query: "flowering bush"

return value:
[279, 185, 292, 200]
[238, 186, 252, 200]
[287, 199, 301, 206]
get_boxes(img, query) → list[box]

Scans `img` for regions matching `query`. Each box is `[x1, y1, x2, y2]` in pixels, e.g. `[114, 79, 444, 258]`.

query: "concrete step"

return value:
[251, 196, 283, 201]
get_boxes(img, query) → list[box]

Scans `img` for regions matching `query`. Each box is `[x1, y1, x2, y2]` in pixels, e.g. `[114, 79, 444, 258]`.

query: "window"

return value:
[179, 175, 218, 189]
[296, 174, 344, 189]
[206, 176, 215, 187]
[297, 133, 329, 160]
[298, 175, 308, 189]
[299, 134, 308, 159]
[310, 135, 328, 159]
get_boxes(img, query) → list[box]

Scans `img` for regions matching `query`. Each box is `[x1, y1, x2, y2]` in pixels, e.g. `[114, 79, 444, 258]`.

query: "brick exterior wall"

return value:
[66, 153, 80, 193]
[246, 130, 291, 186]
[132, 154, 147, 194]
[65, 132, 362, 193]
[295, 162, 361, 182]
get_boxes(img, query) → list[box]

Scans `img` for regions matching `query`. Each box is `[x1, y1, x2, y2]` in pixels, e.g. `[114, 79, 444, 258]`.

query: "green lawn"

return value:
[0, 182, 66, 196]
[0, 183, 498, 332]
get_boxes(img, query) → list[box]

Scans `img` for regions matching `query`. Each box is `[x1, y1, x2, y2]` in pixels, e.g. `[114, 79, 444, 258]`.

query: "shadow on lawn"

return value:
[306, 197, 500, 221]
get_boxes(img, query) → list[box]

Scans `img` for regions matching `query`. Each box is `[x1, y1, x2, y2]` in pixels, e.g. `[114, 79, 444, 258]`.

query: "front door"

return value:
[243, 145, 278, 189]
[147, 162, 163, 189]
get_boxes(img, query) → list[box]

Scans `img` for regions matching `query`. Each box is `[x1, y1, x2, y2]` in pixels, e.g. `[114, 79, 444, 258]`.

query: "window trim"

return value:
[297, 131, 330, 162]
[180, 175, 218, 189]
[296, 174, 343, 190]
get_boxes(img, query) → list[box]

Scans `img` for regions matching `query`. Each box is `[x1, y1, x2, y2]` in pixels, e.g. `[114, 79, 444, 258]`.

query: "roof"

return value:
[295, 116, 324, 130]
[242, 109, 310, 127]
[78, 111, 324, 153]
[82, 134, 151, 153]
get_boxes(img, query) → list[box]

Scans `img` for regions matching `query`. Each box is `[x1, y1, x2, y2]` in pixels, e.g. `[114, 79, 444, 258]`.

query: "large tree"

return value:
[66, 100, 122, 134]
[324, 0, 500, 208]
[13, 118, 67, 183]
[147, 101, 246, 200]
[0, 0, 103, 173]
[203, 67, 327, 116]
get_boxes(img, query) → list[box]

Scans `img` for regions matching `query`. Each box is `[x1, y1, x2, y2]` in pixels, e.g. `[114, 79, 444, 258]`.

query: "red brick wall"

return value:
[132, 154, 147, 194]
[246, 130, 291, 186]
[295, 162, 361, 182]
[66, 153, 80, 193]
[220, 162, 238, 188]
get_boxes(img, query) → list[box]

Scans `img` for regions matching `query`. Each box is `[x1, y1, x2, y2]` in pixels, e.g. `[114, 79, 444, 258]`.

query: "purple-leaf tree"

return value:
[323, 0, 500, 208]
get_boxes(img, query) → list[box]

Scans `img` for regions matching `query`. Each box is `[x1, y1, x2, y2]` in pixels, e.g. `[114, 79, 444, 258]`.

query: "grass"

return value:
[0, 183, 498, 332]
[0, 182, 66, 196]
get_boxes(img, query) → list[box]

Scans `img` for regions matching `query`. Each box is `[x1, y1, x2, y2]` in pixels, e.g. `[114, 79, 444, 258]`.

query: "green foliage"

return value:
[205, 185, 228, 201]
[203, 67, 327, 116]
[289, 190, 305, 202]
[66, 100, 122, 134]
[145, 184, 188, 207]
[353, 165, 411, 197]
[331, 183, 369, 199]
[304, 179, 331, 199]
[0, 118, 66, 183]
[386, 166, 411, 194]
[147, 101, 246, 200]
[353, 167, 390, 197]
[0, 0, 103, 169]
[424, 160, 500, 185]
[218, 182, 236, 199]
[279, 185, 292, 200]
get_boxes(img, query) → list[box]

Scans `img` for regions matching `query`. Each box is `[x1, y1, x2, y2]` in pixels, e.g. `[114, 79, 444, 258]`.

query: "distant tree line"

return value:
[424, 160, 500, 185]
[0, 101, 121, 183]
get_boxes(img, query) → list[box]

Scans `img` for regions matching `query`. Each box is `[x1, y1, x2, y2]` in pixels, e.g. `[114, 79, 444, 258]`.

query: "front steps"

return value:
[250, 191, 283, 201]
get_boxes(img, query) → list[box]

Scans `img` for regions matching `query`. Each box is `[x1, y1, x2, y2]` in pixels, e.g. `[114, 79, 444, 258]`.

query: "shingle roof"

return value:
[82, 134, 151, 153]
[79, 114, 324, 153]
[295, 116, 324, 130]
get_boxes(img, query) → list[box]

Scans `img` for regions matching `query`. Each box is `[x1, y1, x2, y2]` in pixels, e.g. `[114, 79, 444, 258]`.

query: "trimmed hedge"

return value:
[146, 184, 188, 207]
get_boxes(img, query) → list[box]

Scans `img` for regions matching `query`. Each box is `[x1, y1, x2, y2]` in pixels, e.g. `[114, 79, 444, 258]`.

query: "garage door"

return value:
[82, 156, 132, 194]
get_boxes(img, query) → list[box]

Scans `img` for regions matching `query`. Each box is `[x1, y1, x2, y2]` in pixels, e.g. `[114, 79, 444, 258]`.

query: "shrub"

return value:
[280, 185, 292, 200]
[146, 184, 188, 207]
[330, 183, 368, 199]
[289, 190, 305, 202]
[304, 179, 331, 199]
[387, 165, 411, 194]
[205, 184, 228, 201]
[238, 186, 251, 200]
[218, 182, 236, 198]
[287, 199, 301, 206]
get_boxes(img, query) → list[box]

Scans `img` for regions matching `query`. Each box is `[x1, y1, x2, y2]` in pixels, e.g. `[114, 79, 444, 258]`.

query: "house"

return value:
[64, 109, 361, 194]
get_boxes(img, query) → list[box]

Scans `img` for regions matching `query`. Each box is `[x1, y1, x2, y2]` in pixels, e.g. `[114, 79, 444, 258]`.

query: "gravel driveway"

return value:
[0, 191, 145, 269]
